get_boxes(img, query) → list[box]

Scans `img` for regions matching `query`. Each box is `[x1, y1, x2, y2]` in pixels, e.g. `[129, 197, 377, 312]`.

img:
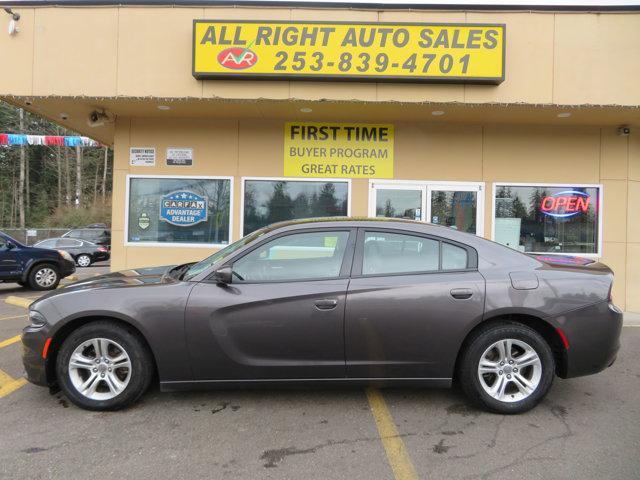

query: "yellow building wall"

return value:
[111, 119, 637, 310]
[0, 7, 638, 106]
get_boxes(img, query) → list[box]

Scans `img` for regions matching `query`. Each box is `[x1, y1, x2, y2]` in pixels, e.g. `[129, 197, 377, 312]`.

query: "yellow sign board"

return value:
[284, 123, 394, 179]
[193, 21, 505, 83]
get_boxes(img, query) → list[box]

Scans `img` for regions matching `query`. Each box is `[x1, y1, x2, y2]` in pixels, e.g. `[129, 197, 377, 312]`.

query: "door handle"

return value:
[450, 288, 473, 300]
[314, 299, 338, 310]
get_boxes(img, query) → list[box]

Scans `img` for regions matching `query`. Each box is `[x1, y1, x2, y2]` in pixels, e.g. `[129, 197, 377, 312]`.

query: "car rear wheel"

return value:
[56, 321, 154, 411]
[458, 323, 555, 414]
[28, 263, 60, 290]
[76, 254, 92, 268]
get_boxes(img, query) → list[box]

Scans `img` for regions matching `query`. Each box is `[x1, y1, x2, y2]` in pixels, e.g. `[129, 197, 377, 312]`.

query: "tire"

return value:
[55, 320, 154, 411]
[76, 254, 92, 268]
[28, 263, 60, 290]
[458, 322, 555, 414]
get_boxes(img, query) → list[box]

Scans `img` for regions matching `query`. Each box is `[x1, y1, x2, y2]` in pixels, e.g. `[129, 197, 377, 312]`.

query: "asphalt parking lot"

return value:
[0, 265, 639, 480]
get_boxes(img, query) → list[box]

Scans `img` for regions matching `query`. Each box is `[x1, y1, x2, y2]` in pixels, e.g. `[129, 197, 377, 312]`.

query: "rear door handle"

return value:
[450, 288, 473, 300]
[314, 299, 338, 310]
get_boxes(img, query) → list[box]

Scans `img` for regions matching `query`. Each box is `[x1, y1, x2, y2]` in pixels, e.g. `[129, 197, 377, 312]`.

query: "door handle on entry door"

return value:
[314, 299, 338, 310]
[450, 288, 473, 300]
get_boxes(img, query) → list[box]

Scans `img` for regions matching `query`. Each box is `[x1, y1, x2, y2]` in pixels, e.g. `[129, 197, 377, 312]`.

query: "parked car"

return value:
[0, 231, 76, 290]
[22, 218, 622, 413]
[35, 238, 110, 267]
[62, 228, 110, 249]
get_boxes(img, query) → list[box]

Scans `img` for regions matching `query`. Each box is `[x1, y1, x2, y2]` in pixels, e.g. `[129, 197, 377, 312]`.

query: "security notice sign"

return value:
[193, 21, 505, 83]
[284, 123, 394, 178]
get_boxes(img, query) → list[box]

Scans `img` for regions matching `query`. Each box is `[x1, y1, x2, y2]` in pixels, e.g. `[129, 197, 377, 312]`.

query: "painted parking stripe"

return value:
[4, 296, 32, 309]
[0, 335, 21, 349]
[0, 314, 27, 321]
[0, 369, 27, 398]
[366, 388, 419, 480]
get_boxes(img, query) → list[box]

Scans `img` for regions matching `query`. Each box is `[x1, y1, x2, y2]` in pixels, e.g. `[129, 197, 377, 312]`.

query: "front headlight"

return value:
[57, 250, 74, 262]
[28, 310, 47, 328]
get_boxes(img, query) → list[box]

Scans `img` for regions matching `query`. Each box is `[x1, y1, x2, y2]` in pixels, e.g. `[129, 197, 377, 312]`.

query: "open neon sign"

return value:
[540, 190, 591, 218]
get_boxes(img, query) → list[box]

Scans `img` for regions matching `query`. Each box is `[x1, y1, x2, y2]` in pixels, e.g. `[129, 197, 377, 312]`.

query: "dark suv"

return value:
[0, 232, 76, 290]
[62, 228, 111, 249]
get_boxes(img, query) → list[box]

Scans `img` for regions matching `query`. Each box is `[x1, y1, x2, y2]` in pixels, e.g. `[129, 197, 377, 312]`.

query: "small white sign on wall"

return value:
[130, 147, 156, 166]
[166, 148, 193, 166]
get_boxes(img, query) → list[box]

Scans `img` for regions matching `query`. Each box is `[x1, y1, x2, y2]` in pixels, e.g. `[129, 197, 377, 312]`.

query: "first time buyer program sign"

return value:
[193, 21, 505, 83]
[284, 123, 394, 178]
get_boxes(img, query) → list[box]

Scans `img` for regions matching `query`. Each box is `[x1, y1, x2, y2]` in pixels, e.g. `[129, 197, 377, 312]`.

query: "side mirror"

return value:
[213, 266, 233, 284]
[5, 241, 15, 250]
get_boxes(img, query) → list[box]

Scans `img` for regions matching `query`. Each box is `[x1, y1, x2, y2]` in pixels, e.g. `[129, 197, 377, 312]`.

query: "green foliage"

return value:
[0, 100, 112, 227]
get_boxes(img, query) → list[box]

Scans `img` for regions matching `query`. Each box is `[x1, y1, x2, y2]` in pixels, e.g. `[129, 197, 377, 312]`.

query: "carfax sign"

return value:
[284, 123, 394, 178]
[160, 191, 208, 227]
[193, 21, 505, 83]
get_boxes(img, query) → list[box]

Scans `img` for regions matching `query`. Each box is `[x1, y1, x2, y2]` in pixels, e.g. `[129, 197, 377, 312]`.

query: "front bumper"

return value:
[554, 300, 623, 378]
[60, 259, 76, 278]
[21, 325, 50, 387]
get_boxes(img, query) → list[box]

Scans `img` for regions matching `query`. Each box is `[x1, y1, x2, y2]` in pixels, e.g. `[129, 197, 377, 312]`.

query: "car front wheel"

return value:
[76, 254, 92, 267]
[458, 322, 555, 414]
[28, 263, 60, 290]
[55, 321, 154, 411]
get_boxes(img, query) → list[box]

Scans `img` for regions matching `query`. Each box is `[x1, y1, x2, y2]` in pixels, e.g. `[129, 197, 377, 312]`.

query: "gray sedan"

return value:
[22, 218, 622, 413]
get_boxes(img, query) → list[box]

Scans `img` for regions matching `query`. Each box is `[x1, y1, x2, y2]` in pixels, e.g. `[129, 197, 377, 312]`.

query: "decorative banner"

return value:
[284, 122, 394, 178]
[160, 191, 208, 227]
[193, 21, 505, 83]
[0, 134, 101, 147]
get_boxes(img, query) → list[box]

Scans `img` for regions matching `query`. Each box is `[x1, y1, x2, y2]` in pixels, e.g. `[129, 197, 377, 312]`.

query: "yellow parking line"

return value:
[67, 275, 79, 281]
[0, 335, 21, 349]
[366, 388, 419, 480]
[0, 314, 27, 321]
[4, 296, 32, 309]
[0, 369, 27, 398]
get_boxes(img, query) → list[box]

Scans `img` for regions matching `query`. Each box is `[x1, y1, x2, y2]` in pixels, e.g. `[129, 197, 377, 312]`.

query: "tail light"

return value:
[97, 246, 108, 252]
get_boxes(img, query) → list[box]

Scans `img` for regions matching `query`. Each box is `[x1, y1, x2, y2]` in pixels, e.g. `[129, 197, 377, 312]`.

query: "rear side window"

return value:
[363, 232, 439, 275]
[442, 243, 468, 270]
[362, 231, 470, 276]
[57, 239, 82, 248]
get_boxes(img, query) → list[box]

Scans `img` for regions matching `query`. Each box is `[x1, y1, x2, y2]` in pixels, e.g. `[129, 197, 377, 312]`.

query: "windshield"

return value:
[182, 228, 267, 281]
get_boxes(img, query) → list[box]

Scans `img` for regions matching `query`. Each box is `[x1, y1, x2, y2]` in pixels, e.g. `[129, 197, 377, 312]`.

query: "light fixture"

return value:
[157, 105, 171, 111]
[300, 107, 313, 113]
[557, 112, 571, 118]
[59, 113, 69, 120]
[431, 110, 445, 116]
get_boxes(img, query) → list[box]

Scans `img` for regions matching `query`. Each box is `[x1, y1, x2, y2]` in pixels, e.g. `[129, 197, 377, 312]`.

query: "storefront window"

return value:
[494, 184, 600, 255]
[127, 176, 231, 245]
[243, 179, 349, 235]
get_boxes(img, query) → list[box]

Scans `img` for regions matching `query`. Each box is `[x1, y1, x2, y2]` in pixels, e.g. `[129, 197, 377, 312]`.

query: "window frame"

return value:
[240, 176, 352, 238]
[491, 182, 604, 258]
[351, 228, 478, 278]
[210, 227, 357, 284]
[124, 174, 234, 249]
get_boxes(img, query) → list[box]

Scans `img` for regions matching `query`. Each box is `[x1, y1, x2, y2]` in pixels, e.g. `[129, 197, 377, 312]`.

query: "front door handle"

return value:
[314, 299, 338, 310]
[450, 288, 473, 300]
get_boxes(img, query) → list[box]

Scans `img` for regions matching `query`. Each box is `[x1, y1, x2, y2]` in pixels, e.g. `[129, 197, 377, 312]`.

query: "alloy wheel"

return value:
[68, 338, 132, 401]
[77, 255, 91, 267]
[34, 268, 57, 288]
[477, 338, 542, 403]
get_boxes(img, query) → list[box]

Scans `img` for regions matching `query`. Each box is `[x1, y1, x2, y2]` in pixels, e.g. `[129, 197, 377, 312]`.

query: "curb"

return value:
[4, 296, 32, 310]
[66, 275, 79, 281]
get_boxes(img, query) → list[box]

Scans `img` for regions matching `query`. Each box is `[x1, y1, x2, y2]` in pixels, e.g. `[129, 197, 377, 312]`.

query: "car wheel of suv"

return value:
[56, 321, 154, 411]
[76, 254, 92, 268]
[458, 322, 555, 414]
[28, 263, 60, 290]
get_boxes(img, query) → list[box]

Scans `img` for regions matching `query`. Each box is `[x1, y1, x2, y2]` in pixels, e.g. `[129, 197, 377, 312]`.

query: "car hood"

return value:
[61, 265, 177, 291]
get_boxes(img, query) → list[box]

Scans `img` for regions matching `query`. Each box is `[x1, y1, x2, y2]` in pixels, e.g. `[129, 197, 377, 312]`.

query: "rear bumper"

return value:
[553, 300, 623, 378]
[21, 326, 50, 387]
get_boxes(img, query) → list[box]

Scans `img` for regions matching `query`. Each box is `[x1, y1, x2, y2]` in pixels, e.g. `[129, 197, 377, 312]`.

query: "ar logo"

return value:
[138, 212, 150, 230]
[217, 44, 258, 70]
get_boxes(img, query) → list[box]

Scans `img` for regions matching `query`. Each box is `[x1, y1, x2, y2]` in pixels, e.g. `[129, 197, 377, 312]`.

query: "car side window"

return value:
[232, 231, 350, 282]
[38, 239, 57, 248]
[57, 239, 80, 248]
[363, 232, 439, 275]
[442, 242, 468, 270]
[0, 237, 7, 249]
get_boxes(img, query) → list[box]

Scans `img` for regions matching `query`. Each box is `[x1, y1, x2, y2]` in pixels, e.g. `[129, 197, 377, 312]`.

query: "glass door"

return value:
[427, 185, 481, 235]
[370, 182, 484, 236]
[371, 184, 426, 222]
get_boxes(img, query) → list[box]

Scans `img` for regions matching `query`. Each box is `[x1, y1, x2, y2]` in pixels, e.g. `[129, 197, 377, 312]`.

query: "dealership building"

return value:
[0, 0, 639, 310]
